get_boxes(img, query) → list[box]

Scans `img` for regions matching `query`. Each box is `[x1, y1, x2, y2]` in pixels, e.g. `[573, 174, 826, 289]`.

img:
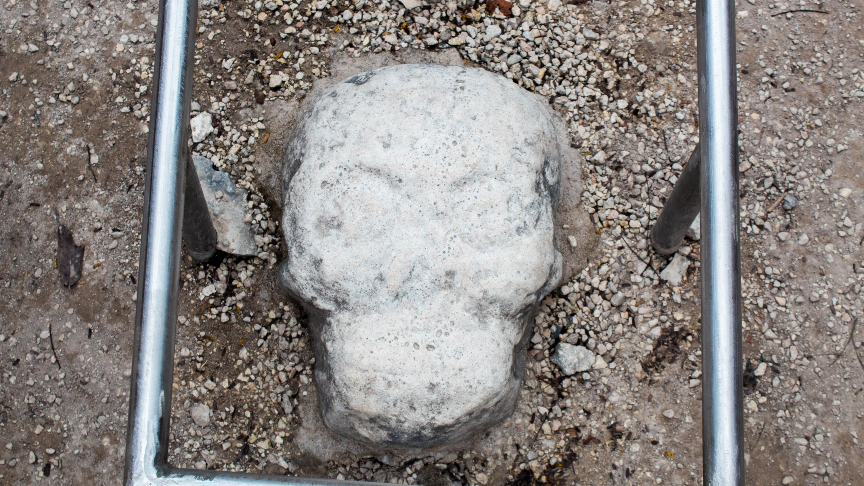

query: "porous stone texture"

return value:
[279, 64, 585, 447]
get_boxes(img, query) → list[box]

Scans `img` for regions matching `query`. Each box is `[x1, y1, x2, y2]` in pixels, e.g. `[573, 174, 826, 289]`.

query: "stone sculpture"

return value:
[279, 64, 586, 446]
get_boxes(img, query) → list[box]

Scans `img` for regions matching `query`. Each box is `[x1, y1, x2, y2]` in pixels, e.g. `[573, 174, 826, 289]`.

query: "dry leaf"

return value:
[485, 0, 512, 15]
[57, 225, 85, 287]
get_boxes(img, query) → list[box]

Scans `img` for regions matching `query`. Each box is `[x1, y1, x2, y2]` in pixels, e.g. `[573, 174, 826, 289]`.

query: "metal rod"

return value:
[696, 0, 744, 481]
[124, 0, 196, 480]
[182, 151, 218, 262]
[122, 0, 391, 484]
[161, 469, 390, 486]
[126, 0, 743, 482]
[650, 144, 701, 255]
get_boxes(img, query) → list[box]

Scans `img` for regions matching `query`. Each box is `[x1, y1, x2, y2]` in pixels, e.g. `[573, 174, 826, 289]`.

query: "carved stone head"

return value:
[279, 64, 578, 447]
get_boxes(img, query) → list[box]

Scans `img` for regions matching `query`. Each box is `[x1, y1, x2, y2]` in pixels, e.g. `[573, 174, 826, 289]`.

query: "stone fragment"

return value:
[279, 64, 582, 447]
[551, 343, 596, 375]
[192, 154, 257, 256]
[484, 24, 502, 42]
[782, 194, 798, 210]
[282, 392, 294, 415]
[190, 403, 210, 427]
[397, 0, 423, 8]
[190, 112, 214, 143]
[660, 254, 690, 286]
[686, 214, 701, 241]
[592, 355, 608, 369]
[269, 72, 285, 89]
[662, 409, 674, 419]
[754, 362, 767, 377]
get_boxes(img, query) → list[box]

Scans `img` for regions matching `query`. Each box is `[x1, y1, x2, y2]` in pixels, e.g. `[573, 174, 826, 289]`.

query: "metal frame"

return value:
[651, 0, 744, 482]
[124, 0, 742, 481]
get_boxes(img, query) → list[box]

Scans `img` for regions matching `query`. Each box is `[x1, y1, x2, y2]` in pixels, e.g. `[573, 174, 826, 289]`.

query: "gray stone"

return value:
[279, 64, 585, 447]
[686, 213, 700, 241]
[397, 0, 423, 8]
[754, 362, 767, 377]
[190, 112, 214, 143]
[190, 403, 210, 427]
[192, 154, 257, 256]
[660, 254, 690, 286]
[484, 24, 502, 42]
[782, 194, 798, 210]
[282, 392, 294, 415]
[551, 343, 595, 375]
[582, 28, 599, 40]
[610, 291, 626, 307]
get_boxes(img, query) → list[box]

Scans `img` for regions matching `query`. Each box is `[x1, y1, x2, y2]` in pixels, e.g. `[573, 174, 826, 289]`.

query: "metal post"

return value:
[126, 0, 742, 482]
[183, 151, 218, 262]
[650, 144, 701, 255]
[697, 0, 744, 482]
[124, 0, 196, 479]
[122, 0, 390, 483]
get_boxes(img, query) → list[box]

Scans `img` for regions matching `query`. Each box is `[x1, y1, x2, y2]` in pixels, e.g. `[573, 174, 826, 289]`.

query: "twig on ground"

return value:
[771, 8, 829, 16]
[621, 236, 651, 268]
[662, 132, 674, 166]
[49, 321, 61, 370]
[749, 422, 768, 452]
[86, 144, 98, 183]
[830, 318, 861, 370]
[765, 192, 787, 214]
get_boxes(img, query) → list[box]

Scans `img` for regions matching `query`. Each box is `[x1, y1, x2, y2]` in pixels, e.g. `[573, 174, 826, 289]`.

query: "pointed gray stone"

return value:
[192, 154, 257, 256]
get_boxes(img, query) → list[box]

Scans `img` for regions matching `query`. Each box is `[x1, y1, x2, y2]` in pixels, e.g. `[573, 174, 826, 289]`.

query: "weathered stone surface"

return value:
[190, 403, 211, 427]
[279, 64, 585, 447]
[192, 154, 257, 256]
[660, 253, 691, 286]
[190, 112, 214, 143]
[551, 343, 596, 375]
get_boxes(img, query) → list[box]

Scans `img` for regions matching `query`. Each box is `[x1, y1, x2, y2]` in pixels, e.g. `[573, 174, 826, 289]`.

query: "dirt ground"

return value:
[1, 0, 864, 484]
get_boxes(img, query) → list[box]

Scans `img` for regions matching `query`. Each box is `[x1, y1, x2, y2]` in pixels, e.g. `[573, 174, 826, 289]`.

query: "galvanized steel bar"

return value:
[182, 153, 218, 262]
[696, 0, 745, 481]
[650, 144, 701, 256]
[121, 0, 389, 483]
[126, 0, 744, 484]
[124, 0, 196, 480]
